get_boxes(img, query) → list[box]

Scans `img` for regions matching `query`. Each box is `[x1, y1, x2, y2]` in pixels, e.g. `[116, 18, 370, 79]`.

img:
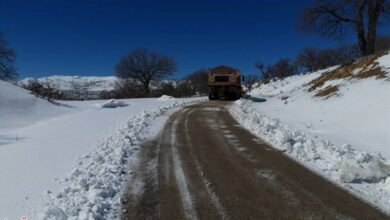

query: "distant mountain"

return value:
[18, 75, 180, 100]
[19, 75, 118, 92]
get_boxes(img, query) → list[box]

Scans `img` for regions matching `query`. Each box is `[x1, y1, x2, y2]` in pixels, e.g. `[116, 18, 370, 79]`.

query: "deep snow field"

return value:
[0, 80, 204, 219]
[231, 52, 390, 214]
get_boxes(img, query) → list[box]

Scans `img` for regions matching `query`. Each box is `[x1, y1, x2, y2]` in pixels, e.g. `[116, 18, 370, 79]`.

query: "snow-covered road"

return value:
[121, 101, 387, 219]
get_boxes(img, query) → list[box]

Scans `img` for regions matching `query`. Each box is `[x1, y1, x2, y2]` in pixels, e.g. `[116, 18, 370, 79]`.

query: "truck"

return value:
[208, 65, 243, 100]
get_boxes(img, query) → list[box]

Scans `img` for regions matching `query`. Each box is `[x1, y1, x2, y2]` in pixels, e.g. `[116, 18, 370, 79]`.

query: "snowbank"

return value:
[232, 100, 390, 183]
[0, 78, 206, 220]
[158, 95, 176, 101]
[100, 99, 128, 108]
[40, 99, 204, 219]
[230, 99, 390, 213]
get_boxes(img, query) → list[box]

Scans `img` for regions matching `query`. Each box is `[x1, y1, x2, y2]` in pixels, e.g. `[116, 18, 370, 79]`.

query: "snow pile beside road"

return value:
[230, 99, 390, 213]
[41, 99, 204, 220]
[158, 95, 175, 101]
[100, 99, 128, 108]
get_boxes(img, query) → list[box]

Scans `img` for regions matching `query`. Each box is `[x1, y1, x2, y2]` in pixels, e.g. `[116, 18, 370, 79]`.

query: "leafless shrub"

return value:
[243, 74, 261, 91]
[23, 79, 63, 101]
[70, 81, 92, 100]
[185, 69, 208, 95]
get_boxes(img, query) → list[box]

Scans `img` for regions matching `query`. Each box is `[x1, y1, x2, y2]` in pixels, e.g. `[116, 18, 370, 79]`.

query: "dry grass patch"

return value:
[315, 85, 339, 98]
[307, 52, 388, 98]
[354, 67, 386, 79]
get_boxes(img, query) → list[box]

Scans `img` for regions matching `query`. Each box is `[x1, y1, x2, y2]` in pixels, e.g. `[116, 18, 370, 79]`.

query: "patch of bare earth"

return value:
[307, 52, 388, 98]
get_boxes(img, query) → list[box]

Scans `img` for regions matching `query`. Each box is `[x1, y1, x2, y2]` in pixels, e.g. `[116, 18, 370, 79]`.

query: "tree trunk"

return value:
[143, 81, 150, 97]
[366, 0, 385, 55]
[356, 1, 368, 56]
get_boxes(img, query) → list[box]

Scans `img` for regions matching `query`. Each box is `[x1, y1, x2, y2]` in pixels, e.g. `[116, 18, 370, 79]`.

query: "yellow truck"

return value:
[208, 65, 243, 100]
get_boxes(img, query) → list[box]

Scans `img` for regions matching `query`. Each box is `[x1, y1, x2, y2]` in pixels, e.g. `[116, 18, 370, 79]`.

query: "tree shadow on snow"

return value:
[243, 95, 267, 103]
[50, 101, 76, 108]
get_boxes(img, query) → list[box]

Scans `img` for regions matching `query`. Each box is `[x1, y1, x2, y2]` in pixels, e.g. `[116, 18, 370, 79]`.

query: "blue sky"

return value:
[1, 0, 388, 79]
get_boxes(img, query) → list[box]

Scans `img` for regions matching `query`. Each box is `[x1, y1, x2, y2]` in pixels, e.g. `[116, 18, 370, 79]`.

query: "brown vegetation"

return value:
[307, 52, 388, 98]
[315, 85, 339, 98]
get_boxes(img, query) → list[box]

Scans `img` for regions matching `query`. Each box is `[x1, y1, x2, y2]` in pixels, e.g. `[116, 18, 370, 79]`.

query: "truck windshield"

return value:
[215, 75, 229, 82]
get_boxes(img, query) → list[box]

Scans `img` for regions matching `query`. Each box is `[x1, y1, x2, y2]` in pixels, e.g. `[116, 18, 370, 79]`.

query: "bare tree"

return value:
[115, 48, 177, 96]
[185, 69, 209, 95]
[255, 61, 267, 77]
[299, 0, 389, 56]
[254, 61, 272, 83]
[0, 32, 17, 81]
[376, 35, 390, 51]
[267, 58, 296, 79]
[243, 74, 261, 91]
[296, 48, 319, 73]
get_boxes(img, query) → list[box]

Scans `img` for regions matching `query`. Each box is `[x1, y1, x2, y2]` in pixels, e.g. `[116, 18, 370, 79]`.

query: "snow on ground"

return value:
[0, 80, 205, 219]
[230, 52, 390, 214]
[0, 80, 72, 131]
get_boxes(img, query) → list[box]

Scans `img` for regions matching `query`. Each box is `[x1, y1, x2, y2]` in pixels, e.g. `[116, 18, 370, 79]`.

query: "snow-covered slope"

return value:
[0, 80, 205, 219]
[0, 80, 71, 131]
[250, 52, 390, 158]
[232, 52, 390, 214]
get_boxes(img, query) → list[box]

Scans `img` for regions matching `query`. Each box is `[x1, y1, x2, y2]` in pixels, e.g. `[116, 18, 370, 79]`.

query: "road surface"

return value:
[121, 101, 388, 220]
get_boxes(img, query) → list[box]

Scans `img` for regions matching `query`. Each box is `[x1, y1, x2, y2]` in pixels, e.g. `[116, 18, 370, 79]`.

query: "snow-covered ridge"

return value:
[18, 75, 178, 93]
[19, 75, 118, 91]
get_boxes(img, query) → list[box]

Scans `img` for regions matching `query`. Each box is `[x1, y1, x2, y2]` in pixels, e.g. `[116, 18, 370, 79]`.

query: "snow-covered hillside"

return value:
[0, 80, 71, 131]
[19, 76, 177, 92]
[0, 80, 204, 219]
[231, 52, 390, 214]
[250, 52, 390, 159]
